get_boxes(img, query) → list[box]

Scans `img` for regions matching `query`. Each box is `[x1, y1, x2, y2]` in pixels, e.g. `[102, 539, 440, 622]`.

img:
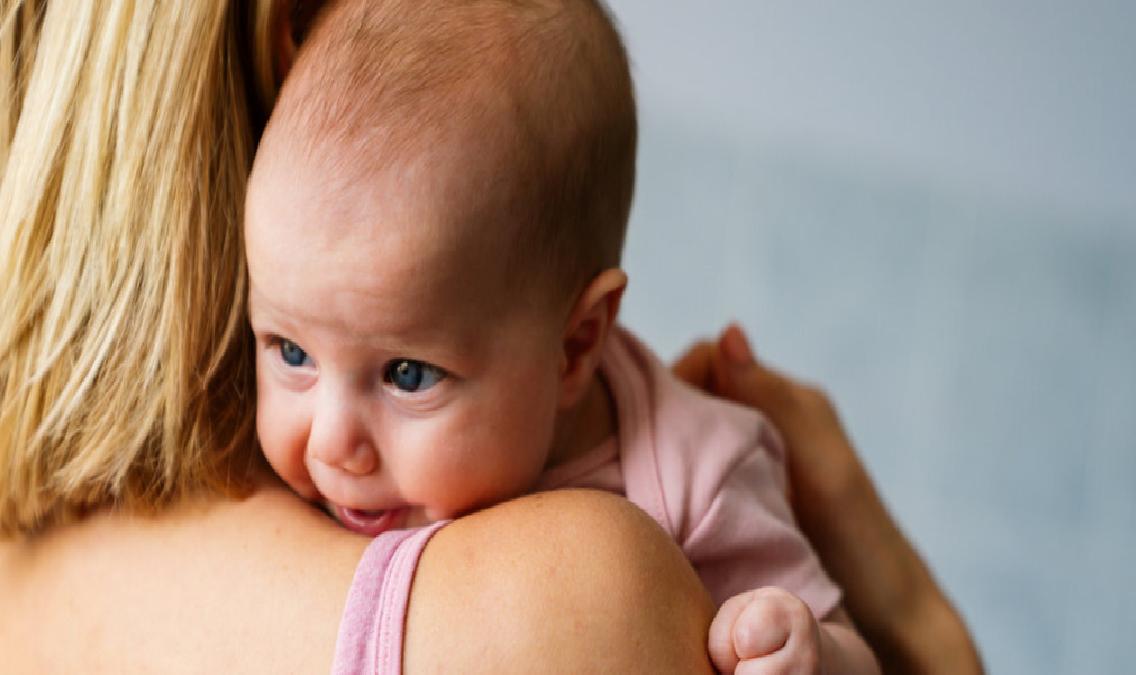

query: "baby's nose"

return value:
[310, 432, 378, 476]
[339, 443, 377, 475]
[307, 391, 379, 476]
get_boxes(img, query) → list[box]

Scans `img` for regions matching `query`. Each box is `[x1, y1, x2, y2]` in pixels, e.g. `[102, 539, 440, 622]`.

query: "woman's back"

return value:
[0, 484, 360, 672]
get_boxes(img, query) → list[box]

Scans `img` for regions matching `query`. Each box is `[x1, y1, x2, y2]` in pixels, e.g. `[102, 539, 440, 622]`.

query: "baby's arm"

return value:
[709, 589, 879, 674]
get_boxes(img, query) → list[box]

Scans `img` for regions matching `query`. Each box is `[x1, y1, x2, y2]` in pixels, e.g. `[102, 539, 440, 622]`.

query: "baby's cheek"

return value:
[396, 433, 522, 518]
[399, 445, 489, 516]
[256, 388, 314, 495]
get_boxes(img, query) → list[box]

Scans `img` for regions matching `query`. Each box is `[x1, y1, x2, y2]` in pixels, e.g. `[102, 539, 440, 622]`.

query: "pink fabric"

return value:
[543, 326, 842, 617]
[332, 522, 446, 675]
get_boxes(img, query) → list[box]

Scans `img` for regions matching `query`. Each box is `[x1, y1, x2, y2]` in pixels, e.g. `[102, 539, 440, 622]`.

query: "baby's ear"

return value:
[269, 1, 298, 86]
[271, 0, 324, 85]
[558, 269, 627, 408]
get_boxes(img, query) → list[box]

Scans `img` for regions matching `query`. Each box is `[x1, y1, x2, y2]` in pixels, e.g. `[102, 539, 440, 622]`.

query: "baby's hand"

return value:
[708, 587, 822, 674]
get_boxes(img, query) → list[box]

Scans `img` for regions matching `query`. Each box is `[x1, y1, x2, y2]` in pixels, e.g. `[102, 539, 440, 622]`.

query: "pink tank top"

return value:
[331, 522, 446, 675]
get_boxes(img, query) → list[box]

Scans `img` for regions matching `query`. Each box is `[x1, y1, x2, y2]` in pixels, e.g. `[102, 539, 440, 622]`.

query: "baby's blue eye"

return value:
[385, 359, 445, 393]
[279, 339, 311, 367]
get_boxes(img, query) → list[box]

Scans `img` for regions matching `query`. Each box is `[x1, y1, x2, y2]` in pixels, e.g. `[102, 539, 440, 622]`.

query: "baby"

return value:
[244, 0, 878, 672]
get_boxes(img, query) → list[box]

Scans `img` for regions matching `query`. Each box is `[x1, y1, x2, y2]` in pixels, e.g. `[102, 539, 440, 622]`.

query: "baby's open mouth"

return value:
[333, 505, 407, 536]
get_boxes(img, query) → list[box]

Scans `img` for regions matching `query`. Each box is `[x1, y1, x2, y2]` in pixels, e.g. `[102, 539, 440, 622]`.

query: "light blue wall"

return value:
[607, 2, 1136, 673]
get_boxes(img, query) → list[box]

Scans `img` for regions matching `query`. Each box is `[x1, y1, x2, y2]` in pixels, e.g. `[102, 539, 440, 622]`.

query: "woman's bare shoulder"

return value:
[406, 489, 717, 674]
[1, 486, 716, 673]
[0, 482, 369, 673]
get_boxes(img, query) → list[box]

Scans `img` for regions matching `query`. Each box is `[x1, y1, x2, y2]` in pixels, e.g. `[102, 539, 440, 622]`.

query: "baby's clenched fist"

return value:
[708, 587, 821, 675]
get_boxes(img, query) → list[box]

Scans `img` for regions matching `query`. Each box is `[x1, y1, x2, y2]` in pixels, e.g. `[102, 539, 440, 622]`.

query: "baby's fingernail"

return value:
[721, 324, 755, 365]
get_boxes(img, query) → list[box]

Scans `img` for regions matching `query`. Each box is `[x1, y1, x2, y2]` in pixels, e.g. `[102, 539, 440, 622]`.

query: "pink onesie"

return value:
[332, 326, 840, 673]
[543, 326, 841, 613]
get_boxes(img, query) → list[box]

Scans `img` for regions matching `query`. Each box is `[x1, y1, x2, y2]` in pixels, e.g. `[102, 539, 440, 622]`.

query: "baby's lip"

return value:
[332, 505, 408, 536]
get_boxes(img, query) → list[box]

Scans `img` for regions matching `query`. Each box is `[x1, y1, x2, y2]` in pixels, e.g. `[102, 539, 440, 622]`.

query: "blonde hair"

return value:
[0, 0, 283, 536]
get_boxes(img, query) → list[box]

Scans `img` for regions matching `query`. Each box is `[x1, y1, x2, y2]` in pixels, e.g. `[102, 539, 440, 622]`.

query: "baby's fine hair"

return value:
[271, 0, 637, 305]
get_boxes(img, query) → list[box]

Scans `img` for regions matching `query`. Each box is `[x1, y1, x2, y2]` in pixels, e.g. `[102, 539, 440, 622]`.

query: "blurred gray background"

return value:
[605, 1, 1136, 672]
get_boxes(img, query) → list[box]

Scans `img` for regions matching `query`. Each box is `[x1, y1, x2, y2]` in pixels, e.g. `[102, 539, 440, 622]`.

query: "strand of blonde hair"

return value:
[0, 0, 278, 536]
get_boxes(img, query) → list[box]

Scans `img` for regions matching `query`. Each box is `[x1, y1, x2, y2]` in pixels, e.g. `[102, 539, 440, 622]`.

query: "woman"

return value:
[0, 1, 980, 671]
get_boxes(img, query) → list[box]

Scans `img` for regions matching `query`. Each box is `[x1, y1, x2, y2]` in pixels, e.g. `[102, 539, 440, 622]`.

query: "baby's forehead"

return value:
[248, 124, 525, 285]
[299, 128, 517, 228]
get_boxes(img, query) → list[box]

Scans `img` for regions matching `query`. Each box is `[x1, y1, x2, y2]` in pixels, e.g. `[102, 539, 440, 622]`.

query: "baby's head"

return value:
[245, 0, 635, 531]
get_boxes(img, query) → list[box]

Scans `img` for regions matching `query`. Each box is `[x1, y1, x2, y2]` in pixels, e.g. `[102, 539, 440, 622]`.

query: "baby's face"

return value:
[245, 142, 564, 534]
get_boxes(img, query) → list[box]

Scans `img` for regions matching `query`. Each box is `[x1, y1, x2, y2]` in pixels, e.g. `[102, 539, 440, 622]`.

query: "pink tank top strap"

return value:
[332, 522, 447, 675]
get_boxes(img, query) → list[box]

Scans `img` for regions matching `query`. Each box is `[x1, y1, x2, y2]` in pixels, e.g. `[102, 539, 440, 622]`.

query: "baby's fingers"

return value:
[736, 588, 821, 675]
[732, 589, 794, 661]
[708, 592, 750, 673]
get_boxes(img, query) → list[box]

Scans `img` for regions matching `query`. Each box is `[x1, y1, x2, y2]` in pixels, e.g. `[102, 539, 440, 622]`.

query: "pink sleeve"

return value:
[682, 433, 842, 618]
[332, 522, 447, 675]
[608, 328, 842, 620]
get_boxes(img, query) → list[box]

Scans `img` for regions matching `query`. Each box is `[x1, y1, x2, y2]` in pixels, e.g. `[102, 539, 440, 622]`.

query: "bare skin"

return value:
[405, 488, 717, 673]
[0, 479, 715, 674]
[674, 324, 985, 675]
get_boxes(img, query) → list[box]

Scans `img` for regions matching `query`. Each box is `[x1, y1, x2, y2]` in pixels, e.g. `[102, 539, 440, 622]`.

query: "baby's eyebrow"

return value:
[246, 289, 307, 334]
